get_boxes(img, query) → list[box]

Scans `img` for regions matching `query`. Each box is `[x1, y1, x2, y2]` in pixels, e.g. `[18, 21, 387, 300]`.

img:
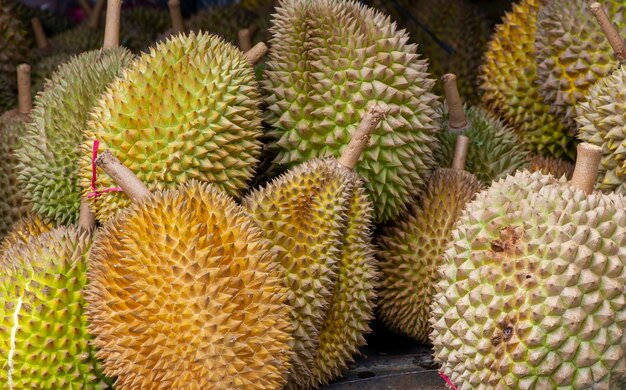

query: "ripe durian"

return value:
[377, 136, 483, 342]
[435, 74, 529, 183]
[243, 106, 381, 388]
[120, 6, 170, 52]
[430, 144, 626, 389]
[0, 1, 30, 80]
[0, 214, 51, 254]
[78, 32, 263, 223]
[87, 152, 292, 389]
[263, 0, 440, 222]
[406, 0, 489, 105]
[535, 0, 625, 129]
[530, 154, 574, 179]
[0, 65, 33, 239]
[479, 0, 574, 159]
[185, 5, 255, 44]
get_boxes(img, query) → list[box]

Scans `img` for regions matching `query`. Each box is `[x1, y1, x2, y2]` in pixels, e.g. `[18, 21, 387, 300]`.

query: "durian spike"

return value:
[244, 42, 268, 65]
[78, 200, 96, 231]
[570, 143, 603, 194]
[452, 135, 470, 171]
[17, 64, 32, 115]
[88, 0, 107, 29]
[76, 0, 93, 17]
[31, 18, 49, 49]
[338, 104, 386, 169]
[238, 28, 253, 52]
[442, 73, 469, 130]
[96, 150, 152, 202]
[103, 0, 122, 49]
[589, 2, 626, 62]
[168, 0, 185, 33]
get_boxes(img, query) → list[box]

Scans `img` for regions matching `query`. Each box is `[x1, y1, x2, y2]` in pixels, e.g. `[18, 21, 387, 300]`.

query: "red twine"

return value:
[86, 140, 123, 199]
[439, 372, 458, 390]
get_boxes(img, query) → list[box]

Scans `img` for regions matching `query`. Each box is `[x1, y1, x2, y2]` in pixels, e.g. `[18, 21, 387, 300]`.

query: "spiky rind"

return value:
[79, 32, 262, 222]
[0, 227, 111, 387]
[479, 0, 574, 159]
[535, 0, 624, 129]
[263, 0, 440, 222]
[87, 181, 292, 389]
[0, 1, 30, 78]
[430, 170, 626, 389]
[120, 6, 170, 52]
[577, 65, 626, 193]
[17, 47, 134, 226]
[9, 0, 73, 36]
[435, 105, 530, 183]
[185, 6, 255, 44]
[529, 154, 574, 180]
[0, 214, 51, 255]
[377, 169, 483, 342]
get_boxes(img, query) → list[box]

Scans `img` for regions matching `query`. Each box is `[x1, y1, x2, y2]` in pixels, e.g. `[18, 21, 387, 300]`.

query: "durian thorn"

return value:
[168, 0, 185, 33]
[570, 143, 603, 194]
[96, 150, 152, 203]
[88, 0, 107, 30]
[589, 2, 626, 62]
[16, 64, 32, 115]
[244, 42, 268, 66]
[452, 135, 469, 171]
[338, 104, 386, 170]
[76, 0, 93, 17]
[102, 0, 122, 49]
[78, 199, 96, 231]
[30, 18, 49, 49]
[442, 73, 469, 131]
[238, 28, 254, 52]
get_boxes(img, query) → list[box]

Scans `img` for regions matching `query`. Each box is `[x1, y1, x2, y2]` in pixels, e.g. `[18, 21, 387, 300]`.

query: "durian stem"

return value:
[244, 43, 268, 65]
[78, 200, 96, 231]
[96, 150, 152, 203]
[102, 0, 122, 49]
[452, 135, 469, 171]
[168, 0, 185, 33]
[570, 143, 603, 194]
[442, 74, 469, 130]
[31, 18, 49, 49]
[589, 2, 626, 62]
[17, 64, 32, 115]
[338, 104, 386, 170]
[88, 0, 107, 29]
[238, 28, 253, 52]
[76, 0, 93, 17]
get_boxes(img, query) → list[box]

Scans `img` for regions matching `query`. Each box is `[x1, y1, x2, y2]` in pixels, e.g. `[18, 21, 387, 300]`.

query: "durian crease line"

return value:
[8, 279, 31, 390]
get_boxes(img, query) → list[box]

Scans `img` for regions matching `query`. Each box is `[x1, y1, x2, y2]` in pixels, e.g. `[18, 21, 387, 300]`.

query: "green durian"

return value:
[479, 0, 575, 159]
[78, 32, 262, 223]
[263, 0, 440, 222]
[120, 6, 170, 52]
[17, 47, 134, 226]
[0, 1, 30, 79]
[377, 167, 483, 342]
[9, 0, 73, 36]
[535, 0, 625, 129]
[185, 5, 255, 44]
[0, 227, 112, 388]
[430, 147, 626, 389]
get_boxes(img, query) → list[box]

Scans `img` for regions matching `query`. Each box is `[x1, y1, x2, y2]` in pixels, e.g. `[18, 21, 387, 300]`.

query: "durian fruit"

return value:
[78, 31, 264, 223]
[0, 226, 112, 387]
[0, 214, 51, 254]
[263, 0, 440, 222]
[406, 0, 490, 105]
[120, 6, 170, 52]
[17, 0, 134, 226]
[479, 0, 575, 159]
[0, 72, 16, 113]
[243, 106, 381, 389]
[529, 154, 574, 179]
[430, 143, 626, 389]
[435, 74, 529, 183]
[185, 5, 255, 44]
[535, 0, 625, 129]
[87, 151, 293, 389]
[9, 0, 73, 36]
[0, 1, 30, 80]
[377, 135, 483, 342]
[0, 64, 34, 239]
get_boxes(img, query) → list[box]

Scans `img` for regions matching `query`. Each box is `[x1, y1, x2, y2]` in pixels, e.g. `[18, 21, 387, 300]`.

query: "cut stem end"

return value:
[338, 104, 386, 170]
[17, 64, 32, 115]
[589, 2, 626, 62]
[570, 143, 603, 194]
[452, 135, 470, 171]
[168, 0, 185, 33]
[442, 73, 469, 130]
[102, 0, 122, 49]
[78, 200, 96, 231]
[95, 150, 152, 203]
[238, 28, 253, 52]
[244, 42, 268, 65]
[31, 18, 49, 49]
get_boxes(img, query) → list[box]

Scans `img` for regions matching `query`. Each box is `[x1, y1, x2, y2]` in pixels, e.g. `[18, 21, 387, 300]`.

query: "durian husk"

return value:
[17, 47, 134, 226]
[0, 214, 51, 255]
[9, 0, 73, 36]
[435, 105, 530, 183]
[535, 0, 626, 129]
[120, 6, 170, 52]
[79, 32, 262, 223]
[430, 170, 626, 389]
[184, 6, 256, 44]
[0, 227, 112, 387]
[0, 72, 16, 112]
[86, 180, 293, 389]
[0, 1, 30, 80]
[529, 154, 574, 180]
[479, 0, 575, 159]
[377, 168, 483, 342]
[263, 0, 440, 222]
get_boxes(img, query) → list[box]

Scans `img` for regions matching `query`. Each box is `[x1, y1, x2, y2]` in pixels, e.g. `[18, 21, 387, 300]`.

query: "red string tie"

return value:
[439, 372, 458, 390]
[87, 139, 123, 199]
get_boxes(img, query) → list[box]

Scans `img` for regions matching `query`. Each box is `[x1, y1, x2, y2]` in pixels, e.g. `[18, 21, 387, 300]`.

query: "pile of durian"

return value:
[0, 0, 624, 388]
